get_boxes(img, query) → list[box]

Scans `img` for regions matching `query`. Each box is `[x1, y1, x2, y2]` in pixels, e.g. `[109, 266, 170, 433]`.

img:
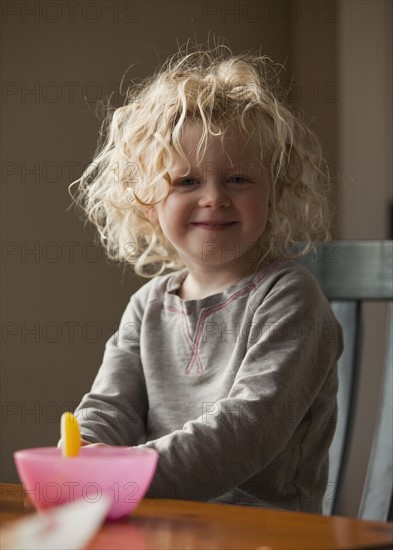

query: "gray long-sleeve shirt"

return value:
[74, 260, 343, 513]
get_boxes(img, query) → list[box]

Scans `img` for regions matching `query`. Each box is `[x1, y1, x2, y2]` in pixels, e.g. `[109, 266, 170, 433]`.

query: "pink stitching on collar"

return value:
[165, 260, 285, 375]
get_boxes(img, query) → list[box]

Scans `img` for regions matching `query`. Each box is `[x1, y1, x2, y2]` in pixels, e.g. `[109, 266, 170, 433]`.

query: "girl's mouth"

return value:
[191, 221, 237, 231]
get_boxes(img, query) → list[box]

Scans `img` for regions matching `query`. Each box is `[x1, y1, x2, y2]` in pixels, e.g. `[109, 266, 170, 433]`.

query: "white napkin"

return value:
[1, 495, 110, 550]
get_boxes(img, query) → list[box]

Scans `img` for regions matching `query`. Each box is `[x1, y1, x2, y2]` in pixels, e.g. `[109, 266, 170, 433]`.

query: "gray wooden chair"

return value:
[297, 240, 393, 521]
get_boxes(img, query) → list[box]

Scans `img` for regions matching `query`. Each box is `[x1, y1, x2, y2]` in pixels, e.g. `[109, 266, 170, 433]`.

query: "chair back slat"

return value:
[297, 241, 393, 300]
[322, 301, 361, 515]
[358, 302, 393, 521]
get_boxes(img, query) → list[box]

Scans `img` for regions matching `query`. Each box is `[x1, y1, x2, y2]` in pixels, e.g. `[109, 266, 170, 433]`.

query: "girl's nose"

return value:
[198, 181, 231, 208]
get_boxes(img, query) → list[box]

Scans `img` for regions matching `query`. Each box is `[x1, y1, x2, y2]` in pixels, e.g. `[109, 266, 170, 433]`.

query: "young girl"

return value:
[71, 46, 343, 513]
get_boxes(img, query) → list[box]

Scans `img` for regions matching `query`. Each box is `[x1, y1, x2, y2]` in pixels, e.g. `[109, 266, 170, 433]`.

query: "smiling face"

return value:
[154, 123, 272, 282]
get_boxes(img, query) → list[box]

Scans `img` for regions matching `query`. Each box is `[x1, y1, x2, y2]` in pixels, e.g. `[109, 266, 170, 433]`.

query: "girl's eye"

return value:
[176, 177, 199, 186]
[227, 176, 249, 184]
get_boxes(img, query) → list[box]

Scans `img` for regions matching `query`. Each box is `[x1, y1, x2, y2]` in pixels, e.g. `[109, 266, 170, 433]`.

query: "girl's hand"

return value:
[81, 439, 109, 448]
[58, 438, 109, 448]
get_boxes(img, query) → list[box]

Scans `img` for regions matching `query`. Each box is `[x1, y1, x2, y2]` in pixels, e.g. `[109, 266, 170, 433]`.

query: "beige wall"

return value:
[2, 0, 391, 517]
[291, 0, 340, 235]
[339, 0, 392, 240]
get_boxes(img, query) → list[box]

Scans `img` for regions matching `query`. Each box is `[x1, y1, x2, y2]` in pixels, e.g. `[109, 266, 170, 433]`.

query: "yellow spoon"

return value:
[61, 412, 81, 457]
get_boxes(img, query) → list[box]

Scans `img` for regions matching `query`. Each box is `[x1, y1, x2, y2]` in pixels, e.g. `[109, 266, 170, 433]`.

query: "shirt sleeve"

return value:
[136, 270, 343, 501]
[74, 295, 148, 446]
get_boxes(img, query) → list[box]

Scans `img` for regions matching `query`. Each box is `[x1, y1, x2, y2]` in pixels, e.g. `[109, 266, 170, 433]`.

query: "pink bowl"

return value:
[14, 446, 159, 520]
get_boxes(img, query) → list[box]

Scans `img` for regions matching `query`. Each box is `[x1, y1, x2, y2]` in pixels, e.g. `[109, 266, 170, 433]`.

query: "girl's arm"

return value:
[73, 295, 148, 446]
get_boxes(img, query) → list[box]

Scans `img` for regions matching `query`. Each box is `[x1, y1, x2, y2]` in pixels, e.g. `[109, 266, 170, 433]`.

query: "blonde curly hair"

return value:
[72, 45, 332, 277]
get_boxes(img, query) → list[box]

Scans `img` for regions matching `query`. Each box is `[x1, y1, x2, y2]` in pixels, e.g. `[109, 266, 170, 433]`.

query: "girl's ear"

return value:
[145, 205, 159, 226]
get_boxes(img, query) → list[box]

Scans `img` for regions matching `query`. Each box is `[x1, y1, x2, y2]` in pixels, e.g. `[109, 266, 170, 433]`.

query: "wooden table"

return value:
[1, 483, 392, 549]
